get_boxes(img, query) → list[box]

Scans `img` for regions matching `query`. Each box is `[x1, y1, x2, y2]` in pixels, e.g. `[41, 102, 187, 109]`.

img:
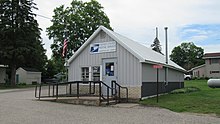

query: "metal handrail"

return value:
[35, 81, 115, 105]
[111, 80, 128, 103]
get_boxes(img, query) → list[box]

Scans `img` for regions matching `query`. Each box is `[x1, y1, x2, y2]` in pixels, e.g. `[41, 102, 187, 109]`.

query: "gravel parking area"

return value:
[0, 88, 220, 124]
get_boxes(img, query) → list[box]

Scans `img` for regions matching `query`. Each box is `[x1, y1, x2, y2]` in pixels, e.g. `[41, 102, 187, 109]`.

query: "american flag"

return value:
[62, 38, 68, 57]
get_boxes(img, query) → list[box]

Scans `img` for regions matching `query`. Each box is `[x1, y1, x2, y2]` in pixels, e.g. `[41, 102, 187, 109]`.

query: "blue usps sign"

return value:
[90, 41, 116, 54]
[90, 44, 99, 53]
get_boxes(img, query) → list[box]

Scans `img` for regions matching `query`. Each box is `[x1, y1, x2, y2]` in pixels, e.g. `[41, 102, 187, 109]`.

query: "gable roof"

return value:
[189, 64, 206, 72]
[203, 52, 220, 59]
[20, 67, 41, 72]
[68, 26, 185, 72]
[0, 65, 8, 68]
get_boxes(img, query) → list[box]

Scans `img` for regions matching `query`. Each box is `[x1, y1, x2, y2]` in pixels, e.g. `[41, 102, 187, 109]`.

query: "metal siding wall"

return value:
[141, 82, 184, 97]
[142, 63, 184, 82]
[68, 31, 142, 86]
[117, 43, 142, 86]
[142, 63, 165, 82]
[69, 33, 116, 81]
[168, 69, 184, 82]
[141, 63, 184, 97]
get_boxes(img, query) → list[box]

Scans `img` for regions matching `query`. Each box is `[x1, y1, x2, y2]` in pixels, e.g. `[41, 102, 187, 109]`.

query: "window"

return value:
[105, 62, 114, 76]
[210, 71, 220, 74]
[81, 67, 89, 81]
[92, 66, 100, 81]
[211, 58, 219, 64]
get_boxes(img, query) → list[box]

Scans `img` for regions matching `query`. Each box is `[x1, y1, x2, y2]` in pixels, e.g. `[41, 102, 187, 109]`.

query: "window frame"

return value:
[81, 67, 89, 81]
[210, 71, 220, 74]
[210, 58, 219, 64]
[92, 66, 100, 81]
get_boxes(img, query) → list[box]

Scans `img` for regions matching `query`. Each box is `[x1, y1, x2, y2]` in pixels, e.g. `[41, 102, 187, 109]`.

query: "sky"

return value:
[34, 0, 220, 59]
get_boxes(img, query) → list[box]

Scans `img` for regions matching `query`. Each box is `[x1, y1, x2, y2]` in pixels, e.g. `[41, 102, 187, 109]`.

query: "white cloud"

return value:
[99, 0, 220, 26]
[34, 0, 220, 58]
[201, 44, 220, 53]
[190, 35, 208, 42]
[181, 29, 209, 36]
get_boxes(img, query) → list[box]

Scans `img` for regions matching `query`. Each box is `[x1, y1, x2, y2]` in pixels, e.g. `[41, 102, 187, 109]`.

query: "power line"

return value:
[36, 14, 52, 20]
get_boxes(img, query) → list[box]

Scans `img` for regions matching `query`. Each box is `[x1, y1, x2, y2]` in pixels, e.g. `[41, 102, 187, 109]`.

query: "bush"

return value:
[170, 87, 200, 94]
[205, 77, 210, 80]
[18, 82, 26, 86]
[32, 81, 37, 85]
[192, 77, 197, 80]
[192, 77, 209, 80]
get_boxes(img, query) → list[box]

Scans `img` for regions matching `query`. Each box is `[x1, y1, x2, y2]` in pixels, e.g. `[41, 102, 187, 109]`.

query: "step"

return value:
[100, 100, 117, 106]
[37, 96, 130, 106]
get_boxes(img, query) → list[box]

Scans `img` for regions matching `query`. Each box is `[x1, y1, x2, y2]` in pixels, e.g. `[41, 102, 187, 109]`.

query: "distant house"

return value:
[16, 67, 41, 84]
[190, 64, 206, 78]
[0, 65, 7, 83]
[190, 52, 220, 78]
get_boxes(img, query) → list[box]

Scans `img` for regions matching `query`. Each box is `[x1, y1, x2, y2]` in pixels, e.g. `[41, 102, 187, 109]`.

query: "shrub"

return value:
[32, 81, 37, 85]
[205, 77, 210, 80]
[191, 77, 209, 80]
[170, 87, 200, 94]
[18, 82, 26, 86]
[192, 77, 197, 80]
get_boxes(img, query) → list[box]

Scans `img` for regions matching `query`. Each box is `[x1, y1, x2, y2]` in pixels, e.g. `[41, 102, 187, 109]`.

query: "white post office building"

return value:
[68, 26, 185, 99]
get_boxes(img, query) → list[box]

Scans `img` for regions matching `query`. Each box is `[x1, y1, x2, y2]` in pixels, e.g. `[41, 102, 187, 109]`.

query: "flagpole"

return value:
[65, 45, 68, 83]
[65, 36, 68, 83]
[63, 30, 68, 83]
[62, 18, 69, 84]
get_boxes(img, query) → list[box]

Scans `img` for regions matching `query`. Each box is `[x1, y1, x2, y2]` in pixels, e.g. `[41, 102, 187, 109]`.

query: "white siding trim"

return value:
[89, 66, 92, 81]
[100, 65, 102, 81]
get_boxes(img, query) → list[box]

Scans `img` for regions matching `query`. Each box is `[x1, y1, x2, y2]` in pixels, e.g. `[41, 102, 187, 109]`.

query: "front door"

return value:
[102, 58, 117, 96]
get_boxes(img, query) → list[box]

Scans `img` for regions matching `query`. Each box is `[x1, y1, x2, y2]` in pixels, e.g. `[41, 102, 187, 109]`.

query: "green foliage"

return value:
[192, 77, 210, 80]
[0, 0, 47, 85]
[170, 42, 204, 70]
[47, 0, 112, 72]
[151, 37, 162, 54]
[140, 80, 220, 116]
[151, 28, 162, 54]
[170, 87, 200, 94]
[44, 58, 62, 78]
[17, 82, 27, 86]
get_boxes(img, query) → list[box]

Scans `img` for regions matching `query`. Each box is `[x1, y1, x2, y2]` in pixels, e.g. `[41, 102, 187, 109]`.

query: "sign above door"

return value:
[90, 41, 116, 54]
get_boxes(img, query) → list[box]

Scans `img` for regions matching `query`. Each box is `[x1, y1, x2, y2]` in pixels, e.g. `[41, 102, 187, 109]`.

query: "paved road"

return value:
[0, 88, 220, 124]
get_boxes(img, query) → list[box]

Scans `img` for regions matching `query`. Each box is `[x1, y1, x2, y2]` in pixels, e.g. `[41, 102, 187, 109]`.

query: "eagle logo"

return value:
[90, 44, 99, 53]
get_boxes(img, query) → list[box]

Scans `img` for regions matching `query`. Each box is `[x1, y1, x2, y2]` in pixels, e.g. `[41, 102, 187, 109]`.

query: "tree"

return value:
[151, 27, 162, 54]
[44, 59, 59, 78]
[0, 0, 47, 85]
[151, 37, 162, 54]
[47, 0, 112, 72]
[170, 42, 204, 70]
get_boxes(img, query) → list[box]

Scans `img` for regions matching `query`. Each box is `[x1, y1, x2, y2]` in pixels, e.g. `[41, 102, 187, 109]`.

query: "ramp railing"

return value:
[35, 81, 117, 105]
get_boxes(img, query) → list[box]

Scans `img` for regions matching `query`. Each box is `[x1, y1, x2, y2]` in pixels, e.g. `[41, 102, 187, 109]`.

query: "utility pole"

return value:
[156, 27, 158, 38]
[164, 27, 168, 86]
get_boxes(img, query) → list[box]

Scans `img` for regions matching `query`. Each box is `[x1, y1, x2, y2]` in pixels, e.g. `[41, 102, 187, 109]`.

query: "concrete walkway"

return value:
[0, 88, 220, 124]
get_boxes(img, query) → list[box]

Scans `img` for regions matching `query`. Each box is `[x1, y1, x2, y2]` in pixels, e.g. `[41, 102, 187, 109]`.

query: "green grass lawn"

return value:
[140, 80, 220, 116]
